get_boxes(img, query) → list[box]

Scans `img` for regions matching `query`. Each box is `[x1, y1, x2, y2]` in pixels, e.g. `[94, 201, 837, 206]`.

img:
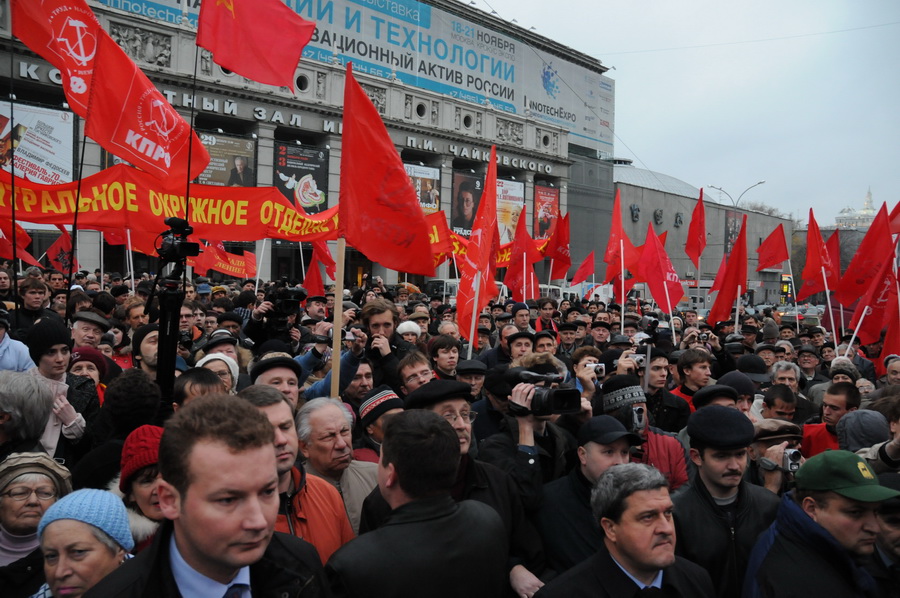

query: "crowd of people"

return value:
[1, 262, 899, 598]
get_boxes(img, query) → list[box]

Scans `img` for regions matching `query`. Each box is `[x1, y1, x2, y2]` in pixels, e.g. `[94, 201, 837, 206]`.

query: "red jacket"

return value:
[275, 466, 355, 564]
[632, 428, 689, 491]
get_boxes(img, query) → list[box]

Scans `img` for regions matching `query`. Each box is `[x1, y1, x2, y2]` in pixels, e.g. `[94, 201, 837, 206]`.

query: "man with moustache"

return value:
[673, 406, 779, 597]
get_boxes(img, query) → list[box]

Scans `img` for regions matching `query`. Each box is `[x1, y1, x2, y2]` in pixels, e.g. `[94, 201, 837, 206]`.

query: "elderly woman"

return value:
[68, 347, 107, 405]
[32, 489, 133, 598]
[26, 320, 100, 468]
[0, 372, 54, 462]
[195, 353, 239, 394]
[110, 425, 163, 553]
[0, 453, 72, 598]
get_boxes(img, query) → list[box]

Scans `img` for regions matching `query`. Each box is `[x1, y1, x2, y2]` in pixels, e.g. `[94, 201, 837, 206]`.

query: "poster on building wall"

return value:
[195, 133, 256, 187]
[273, 143, 330, 213]
[724, 210, 741, 256]
[533, 185, 559, 241]
[100, 0, 615, 154]
[0, 103, 74, 185]
[450, 171, 483, 238]
[404, 164, 441, 215]
[497, 178, 525, 244]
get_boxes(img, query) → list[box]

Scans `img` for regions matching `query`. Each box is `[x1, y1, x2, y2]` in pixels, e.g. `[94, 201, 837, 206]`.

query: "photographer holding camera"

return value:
[244, 281, 312, 353]
[479, 353, 580, 510]
[358, 298, 416, 393]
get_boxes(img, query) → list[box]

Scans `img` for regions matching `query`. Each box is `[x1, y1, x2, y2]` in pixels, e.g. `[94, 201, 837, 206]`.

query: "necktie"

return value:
[223, 583, 249, 598]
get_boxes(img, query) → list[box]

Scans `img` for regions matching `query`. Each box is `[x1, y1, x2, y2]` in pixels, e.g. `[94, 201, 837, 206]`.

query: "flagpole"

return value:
[330, 238, 347, 398]
[839, 305, 845, 338]
[99, 231, 104, 287]
[695, 256, 701, 312]
[822, 266, 836, 340]
[734, 285, 742, 330]
[548, 259, 554, 287]
[619, 239, 625, 324]
[259, 238, 269, 286]
[845, 308, 867, 359]
[298, 241, 306, 280]
[126, 230, 136, 292]
[522, 254, 526, 300]
[786, 258, 801, 336]
[467, 271, 481, 360]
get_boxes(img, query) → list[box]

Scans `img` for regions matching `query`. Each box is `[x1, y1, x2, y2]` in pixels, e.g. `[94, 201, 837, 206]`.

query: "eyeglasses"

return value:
[441, 411, 477, 424]
[404, 370, 433, 385]
[3, 487, 57, 501]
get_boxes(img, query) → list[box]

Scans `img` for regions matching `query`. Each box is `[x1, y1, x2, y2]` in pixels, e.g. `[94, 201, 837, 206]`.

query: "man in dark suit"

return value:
[536, 463, 714, 598]
[227, 155, 254, 186]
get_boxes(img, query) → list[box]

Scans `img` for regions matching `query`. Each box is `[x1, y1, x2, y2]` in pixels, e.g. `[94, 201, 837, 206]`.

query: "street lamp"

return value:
[708, 181, 766, 207]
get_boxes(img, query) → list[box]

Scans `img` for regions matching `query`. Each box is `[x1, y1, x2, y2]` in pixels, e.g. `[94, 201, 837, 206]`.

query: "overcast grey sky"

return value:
[478, 0, 900, 227]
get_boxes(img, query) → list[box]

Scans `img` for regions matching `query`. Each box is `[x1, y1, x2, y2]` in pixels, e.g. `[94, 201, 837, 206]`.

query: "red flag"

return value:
[637, 224, 684, 313]
[0, 238, 42, 267]
[604, 189, 636, 266]
[457, 147, 501, 341]
[338, 63, 433, 276]
[86, 34, 209, 182]
[571, 251, 595, 286]
[303, 257, 326, 298]
[707, 215, 747, 325]
[545, 213, 572, 280]
[848, 239, 899, 346]
[876, 305, 900, 378]
[503, 213, 543, 302]
[684, 189, 706, 269]
[197, 0, 315, 90]
[47, 228, 80, 274]
[890, 201, 900, 235]
[426, 211, 455, 255]
[311, 241, 336, 280]
[755, 224, 789, 272]
[709, 254, 728, 295]
[796, 210, 836, 301]
[11, 0, 100, 117]
[835, 204, 894, 307]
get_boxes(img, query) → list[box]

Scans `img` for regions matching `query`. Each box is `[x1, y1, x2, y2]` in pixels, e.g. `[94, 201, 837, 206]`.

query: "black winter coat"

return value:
[672, 477, 779, 598]
[534, 467, 603, 575]
[327, 495, 508, 598]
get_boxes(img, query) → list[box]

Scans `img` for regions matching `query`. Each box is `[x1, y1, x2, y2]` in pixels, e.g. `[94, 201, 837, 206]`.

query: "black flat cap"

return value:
[456, 360, 487, 376]
[405, 379, 473, 410]
[692, 384, 738, 409]
[688, 405, 755, 450]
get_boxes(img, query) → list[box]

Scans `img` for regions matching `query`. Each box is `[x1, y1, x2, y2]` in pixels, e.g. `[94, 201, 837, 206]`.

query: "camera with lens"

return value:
[783, 449, 802, 472]
[699, 332, 709, 342]
[588, 363, 606, 377]
[504, 367, 581, 416]
[156, 217, 200, 262]
[263, 278, 308, 334]
[178, 330, 193, 350]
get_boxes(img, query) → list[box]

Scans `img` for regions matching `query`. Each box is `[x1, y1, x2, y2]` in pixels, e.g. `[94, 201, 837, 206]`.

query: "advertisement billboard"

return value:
[404, 164, 441, 215]
[195, 133, 257, 187]
[497, 178, 525, 244]
[273, 143, 330, 213]
[0, 103, 74, 184]
[533, 184, 559, 241]
[97, 0, 614, 153]
[450, 171, 483, 238]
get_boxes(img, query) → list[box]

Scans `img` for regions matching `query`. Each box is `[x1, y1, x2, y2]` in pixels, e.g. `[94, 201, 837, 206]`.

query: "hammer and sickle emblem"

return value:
[857, 461, 874, 480]
[144, 99, 178, 139]
[216, 0, 237, 17]
[56, 17, 97, 66]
